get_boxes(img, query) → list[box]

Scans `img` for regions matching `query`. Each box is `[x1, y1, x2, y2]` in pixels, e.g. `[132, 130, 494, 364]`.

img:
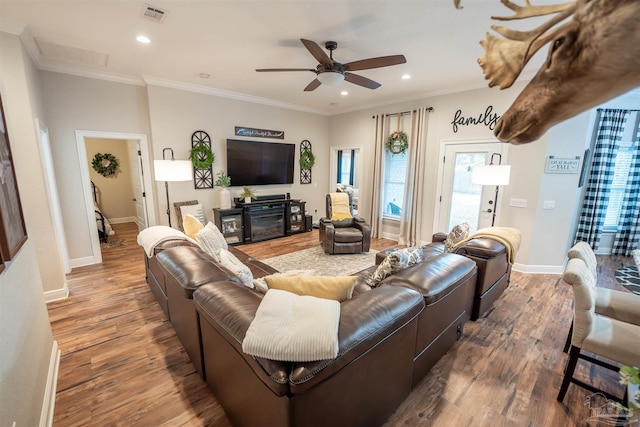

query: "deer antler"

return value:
[478, 0, 577, 89]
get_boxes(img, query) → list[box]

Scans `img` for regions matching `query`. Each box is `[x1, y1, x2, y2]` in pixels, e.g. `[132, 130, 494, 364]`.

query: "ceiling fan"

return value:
[256, 39, 407, 91]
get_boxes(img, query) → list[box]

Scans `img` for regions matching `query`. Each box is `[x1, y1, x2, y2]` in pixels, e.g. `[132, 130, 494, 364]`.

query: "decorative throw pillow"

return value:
[264, 275, 356, 302]
[367, 247, 425, 287]
[218, 249, 254, 288]
[180, 203, 205, 226]
[183, 214, 204, 240]
[195, 222, 228, 262]
[253, 269, 316, 294]
[444, 223, 470, 253]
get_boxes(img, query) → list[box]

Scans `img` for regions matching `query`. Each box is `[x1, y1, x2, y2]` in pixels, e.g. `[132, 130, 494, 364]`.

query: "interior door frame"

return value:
[75, 130, 156, 265]
[329, 145, 362, 192]
[433, 137, 507, 233]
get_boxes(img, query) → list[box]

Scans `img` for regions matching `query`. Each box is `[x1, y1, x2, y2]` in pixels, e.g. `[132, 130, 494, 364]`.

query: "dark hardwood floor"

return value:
[47, 223, 636, 426]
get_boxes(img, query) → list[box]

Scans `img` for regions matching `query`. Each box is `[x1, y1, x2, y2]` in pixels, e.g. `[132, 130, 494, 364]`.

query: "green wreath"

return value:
[91, 153, 119, 177]
[299, 151, 316, 169]
[190, 144, 215, 170]
[386, 131, 409, 155]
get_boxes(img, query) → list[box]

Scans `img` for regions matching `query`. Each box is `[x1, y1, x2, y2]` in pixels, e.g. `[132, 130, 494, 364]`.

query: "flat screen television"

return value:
[226, 139, 295, 186]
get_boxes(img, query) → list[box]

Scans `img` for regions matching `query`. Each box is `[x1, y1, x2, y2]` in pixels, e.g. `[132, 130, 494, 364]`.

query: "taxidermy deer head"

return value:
[471, 0, 640, 144]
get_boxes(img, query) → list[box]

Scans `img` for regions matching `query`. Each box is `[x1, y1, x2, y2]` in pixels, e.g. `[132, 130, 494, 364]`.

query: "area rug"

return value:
[261, 246, 377, 277]
[614, 266, 640, 295]
[101, 239, 127, 249]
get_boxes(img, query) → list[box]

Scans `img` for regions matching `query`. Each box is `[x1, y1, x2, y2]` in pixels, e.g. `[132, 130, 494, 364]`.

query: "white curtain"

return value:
[368, 114, 387, 238]
[398, 107, 431, 246]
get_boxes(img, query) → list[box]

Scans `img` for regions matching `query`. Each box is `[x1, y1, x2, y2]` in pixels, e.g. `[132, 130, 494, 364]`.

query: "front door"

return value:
[437, 142, 507, 233]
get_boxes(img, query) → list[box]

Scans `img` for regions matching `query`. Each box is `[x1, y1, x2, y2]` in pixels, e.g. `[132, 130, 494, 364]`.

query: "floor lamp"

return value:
[154, 148, 192, 227]
[471, 153, 511, 226]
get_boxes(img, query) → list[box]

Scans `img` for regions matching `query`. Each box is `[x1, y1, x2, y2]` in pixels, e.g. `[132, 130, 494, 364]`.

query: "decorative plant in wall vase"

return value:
[215, 171, 231, 209]
[238, 186, 257, 204]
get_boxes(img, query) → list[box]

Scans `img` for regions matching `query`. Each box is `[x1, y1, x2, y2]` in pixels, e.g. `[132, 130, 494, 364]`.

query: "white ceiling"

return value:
[0, 0, 560, 115]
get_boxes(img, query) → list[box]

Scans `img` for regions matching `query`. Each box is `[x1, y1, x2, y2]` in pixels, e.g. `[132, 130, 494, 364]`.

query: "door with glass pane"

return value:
[438, 142, 506, 233]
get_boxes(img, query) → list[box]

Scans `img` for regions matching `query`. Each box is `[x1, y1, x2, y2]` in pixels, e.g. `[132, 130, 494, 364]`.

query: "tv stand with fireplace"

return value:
[214, 194, 308, 244]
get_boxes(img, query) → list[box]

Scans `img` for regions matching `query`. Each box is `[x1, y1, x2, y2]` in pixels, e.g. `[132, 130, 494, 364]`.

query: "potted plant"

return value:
[238, 186, 257, 204]
[215, 171, 231, 209]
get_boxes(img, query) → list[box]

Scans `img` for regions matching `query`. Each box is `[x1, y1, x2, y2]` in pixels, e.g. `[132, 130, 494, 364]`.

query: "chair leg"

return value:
[563, 320, 573, 353]
[557, 346, 580, 402]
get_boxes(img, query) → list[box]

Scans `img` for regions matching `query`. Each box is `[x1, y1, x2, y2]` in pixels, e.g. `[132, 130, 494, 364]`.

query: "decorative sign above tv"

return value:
[234, 126, 284, 139]
[226, 139, 295, 186]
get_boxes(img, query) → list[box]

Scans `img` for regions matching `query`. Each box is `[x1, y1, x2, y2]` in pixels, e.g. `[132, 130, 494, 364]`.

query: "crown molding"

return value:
[141, 75, 328, 115]
[0, 21, 26, 35]
[39, 61, 145, 86]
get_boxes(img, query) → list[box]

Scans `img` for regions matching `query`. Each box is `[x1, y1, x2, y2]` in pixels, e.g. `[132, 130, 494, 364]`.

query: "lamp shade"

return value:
[317, 71, 344, 86]
[471, 164, 511, 186]
[154, 159, 192, 182]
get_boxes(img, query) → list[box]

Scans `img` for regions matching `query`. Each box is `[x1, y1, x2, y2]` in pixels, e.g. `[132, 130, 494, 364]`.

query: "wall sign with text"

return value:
[545, 156, 581, 174]
[234, 126, 284, 139]
[451, 106, 500, 133]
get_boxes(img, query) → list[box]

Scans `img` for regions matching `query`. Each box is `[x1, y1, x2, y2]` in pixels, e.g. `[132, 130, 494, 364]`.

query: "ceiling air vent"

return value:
[142, 4, 167, 23]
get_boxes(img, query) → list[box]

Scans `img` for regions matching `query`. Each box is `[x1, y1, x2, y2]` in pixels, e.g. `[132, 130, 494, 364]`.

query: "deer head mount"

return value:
[466, 0, 640, 144]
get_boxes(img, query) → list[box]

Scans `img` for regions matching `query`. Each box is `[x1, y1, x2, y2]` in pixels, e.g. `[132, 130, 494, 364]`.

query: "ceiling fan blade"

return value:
[304, 79, 322, 92]
[256, 68, 316, 72]
[300, 39, 333, 67]
[343, 55, 407, 71]
[344, 72, 381, 90]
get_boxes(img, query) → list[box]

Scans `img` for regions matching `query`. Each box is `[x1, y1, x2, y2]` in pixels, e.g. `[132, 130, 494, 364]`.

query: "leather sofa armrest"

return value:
[288, 285, 424, 393]
[432, 232, 447, 243]
[352, 217, 371, 252]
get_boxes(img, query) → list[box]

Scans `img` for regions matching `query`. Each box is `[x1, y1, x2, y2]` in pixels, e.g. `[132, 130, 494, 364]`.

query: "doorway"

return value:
[330, 146, 361, 213]
[75, 130, 156, 265]
[435, 140, 508, 233]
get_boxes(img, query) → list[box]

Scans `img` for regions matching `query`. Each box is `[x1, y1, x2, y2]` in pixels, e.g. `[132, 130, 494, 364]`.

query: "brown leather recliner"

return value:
[319, 193, 371, 254]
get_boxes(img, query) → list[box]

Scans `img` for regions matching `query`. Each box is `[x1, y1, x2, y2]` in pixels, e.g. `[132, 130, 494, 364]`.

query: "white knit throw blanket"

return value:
[137, 225, 198, 257]
[242, 289, 340, 362]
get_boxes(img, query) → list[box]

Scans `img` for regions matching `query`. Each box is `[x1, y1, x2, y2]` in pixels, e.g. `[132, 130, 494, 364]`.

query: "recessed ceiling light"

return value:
[136, 35, 151, 44]
[340, 91, 348, 96]
[401, 74, 411, 80]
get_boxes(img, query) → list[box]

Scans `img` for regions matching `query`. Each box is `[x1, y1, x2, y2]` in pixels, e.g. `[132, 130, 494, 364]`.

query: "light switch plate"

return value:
[543, 200, 556, 210]
[510, 198, 527, 208]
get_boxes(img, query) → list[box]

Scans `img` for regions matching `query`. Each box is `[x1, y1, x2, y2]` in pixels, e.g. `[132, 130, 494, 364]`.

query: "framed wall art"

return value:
[0, 94, 28, 260]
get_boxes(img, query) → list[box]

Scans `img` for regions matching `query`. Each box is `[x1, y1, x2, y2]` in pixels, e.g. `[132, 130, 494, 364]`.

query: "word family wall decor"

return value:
[451, 106, 500, 133]
[191, 130, 214, 189]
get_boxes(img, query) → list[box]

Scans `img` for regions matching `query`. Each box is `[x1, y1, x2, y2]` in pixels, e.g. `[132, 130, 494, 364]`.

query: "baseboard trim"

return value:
[40, 340, 60, 427]
[109, 216, 136, 224]
[44, 283, 69, 303]
[69, 256, 97, 268]
[512, 263, 564, 274]
[380, 231, 398, 241]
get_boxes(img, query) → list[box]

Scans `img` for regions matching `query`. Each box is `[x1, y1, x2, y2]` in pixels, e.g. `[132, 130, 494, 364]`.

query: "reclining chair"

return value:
[319, 193, 371, 255]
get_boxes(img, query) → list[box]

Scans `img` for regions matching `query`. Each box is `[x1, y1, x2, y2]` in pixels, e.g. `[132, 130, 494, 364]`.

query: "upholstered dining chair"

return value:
[562, 242, 640, 352]
[557, 257, 640, 403]
[319, 193, 371, 255]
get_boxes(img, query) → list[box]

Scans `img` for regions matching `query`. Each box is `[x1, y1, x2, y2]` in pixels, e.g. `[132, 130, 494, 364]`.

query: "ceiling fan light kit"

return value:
[256, 39, 406, 91]
[317, 71, 344, 86]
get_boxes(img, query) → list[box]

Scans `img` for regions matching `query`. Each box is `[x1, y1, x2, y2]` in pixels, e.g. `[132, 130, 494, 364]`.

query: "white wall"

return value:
[40, 71, 152, 260]
[146, 85, 330, 226]
[0, 31, 56, 427]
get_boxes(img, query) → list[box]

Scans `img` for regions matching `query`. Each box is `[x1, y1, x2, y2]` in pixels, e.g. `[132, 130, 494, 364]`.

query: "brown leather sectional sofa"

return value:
[143, 240, 496, 426]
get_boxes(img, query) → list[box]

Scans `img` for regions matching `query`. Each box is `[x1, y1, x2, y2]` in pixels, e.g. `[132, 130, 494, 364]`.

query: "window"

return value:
[603, 142, 634, 230]
[337, 149, 355, 186]
[382, 149, 407, 219]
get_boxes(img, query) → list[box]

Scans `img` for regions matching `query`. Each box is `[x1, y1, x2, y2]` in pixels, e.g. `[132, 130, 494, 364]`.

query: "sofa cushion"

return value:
[444, 223, 469, 253]
[195, 222, 228, 261]
[183, 214, 204, 240]
[368, 247, 425, 287]
[179, 203, 205, 225]
[242, 289, 340, 361]
[381, 253, 476, 304]
[219, 249, 254, 288]
[333, 227, 363, 243]
[264, 276, 356, 302]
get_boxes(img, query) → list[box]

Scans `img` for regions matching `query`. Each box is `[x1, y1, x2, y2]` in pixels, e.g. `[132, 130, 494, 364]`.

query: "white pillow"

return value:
[195, 222, 228, 262]
[180, 203, 205, 226]
[219, 249, 254, 288]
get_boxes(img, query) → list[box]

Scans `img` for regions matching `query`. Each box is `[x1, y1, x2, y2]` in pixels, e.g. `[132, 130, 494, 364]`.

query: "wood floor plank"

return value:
[48, 223, 636, 426]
